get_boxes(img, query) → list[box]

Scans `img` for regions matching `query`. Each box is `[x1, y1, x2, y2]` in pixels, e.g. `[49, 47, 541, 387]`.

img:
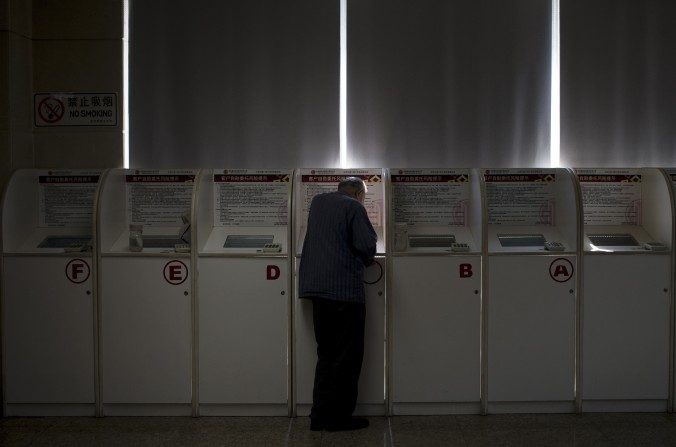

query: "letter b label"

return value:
[459, 263, 473, 278]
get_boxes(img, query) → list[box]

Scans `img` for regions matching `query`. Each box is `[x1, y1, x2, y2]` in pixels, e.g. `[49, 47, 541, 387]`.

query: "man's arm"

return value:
[350, 204, 377, 265]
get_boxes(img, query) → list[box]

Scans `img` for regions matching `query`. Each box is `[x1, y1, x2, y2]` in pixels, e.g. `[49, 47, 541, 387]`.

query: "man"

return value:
[299, 177, 377, 432]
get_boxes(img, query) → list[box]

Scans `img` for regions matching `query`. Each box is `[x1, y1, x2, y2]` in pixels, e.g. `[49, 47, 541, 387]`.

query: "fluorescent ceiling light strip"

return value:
[550, 0, 560, 167]
[123, 0, 130, 168]
[340, 0, 347, 168]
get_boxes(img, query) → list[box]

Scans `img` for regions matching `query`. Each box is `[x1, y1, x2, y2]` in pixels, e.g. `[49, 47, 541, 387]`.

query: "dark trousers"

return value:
[310, 297, 366, 422]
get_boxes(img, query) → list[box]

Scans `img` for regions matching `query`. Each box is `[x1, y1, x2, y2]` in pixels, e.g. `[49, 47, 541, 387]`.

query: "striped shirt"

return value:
[299, 191, 377, 303]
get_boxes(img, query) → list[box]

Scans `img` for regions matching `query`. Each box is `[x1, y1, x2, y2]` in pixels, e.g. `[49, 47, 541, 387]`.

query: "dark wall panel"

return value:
[561, 0, 676, 167]
[348, 0, 552, 167]
[130, 0, 340, 168]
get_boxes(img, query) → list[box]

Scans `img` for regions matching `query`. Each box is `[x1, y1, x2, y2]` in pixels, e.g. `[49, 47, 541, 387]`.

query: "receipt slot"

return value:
[577, 168, 673, 412]
[1, 169, 103, 416]
[293, 169, 387, 416]
[389, 169, 483, 415]
[194, 169, 291, 416]
[97, 169, 197, 415]
[484, 168, 580, 413]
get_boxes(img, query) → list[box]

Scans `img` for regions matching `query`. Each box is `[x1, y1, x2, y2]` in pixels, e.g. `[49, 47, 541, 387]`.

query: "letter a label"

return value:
[549, 258, 574, 283]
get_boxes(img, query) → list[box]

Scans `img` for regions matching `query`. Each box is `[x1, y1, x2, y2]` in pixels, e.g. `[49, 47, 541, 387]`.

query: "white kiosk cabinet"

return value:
[577, 168, 673, 412]
[669, 168, 676, 413]
[1, 169, 103, 416]
[97, 169, 197, 415]
[484, 168, 579, 413]
[389, 169, 483, 415]
[195, 169, 291, 416]
[293, 169, 387, 416]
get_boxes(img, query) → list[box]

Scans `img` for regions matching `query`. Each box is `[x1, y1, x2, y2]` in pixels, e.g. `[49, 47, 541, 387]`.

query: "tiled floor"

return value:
[2, 414, 676, 446]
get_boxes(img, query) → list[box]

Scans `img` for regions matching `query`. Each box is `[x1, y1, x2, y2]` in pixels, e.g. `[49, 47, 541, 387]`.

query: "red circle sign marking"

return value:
[38, 97, 65, 123]
[65, 259, 90, 284]
[363, 260, 383, 285]
[549, 258, 574, 283]
[164, 260, 188, 285]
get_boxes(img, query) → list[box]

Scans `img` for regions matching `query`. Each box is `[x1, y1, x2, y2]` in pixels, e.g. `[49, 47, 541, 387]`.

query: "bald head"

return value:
[338, 177, 367, 203]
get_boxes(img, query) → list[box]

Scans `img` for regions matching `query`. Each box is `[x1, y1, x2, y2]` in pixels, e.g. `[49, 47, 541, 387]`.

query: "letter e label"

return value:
[163, 260, 188, 285]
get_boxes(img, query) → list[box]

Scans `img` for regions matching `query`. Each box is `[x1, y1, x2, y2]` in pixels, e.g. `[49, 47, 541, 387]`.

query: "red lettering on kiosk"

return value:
[553, 265, 568, 277]
[549, 258, 574, 283]
[65, 259, 90, 284]
[267, 265, 280, 280]
[459, 263, 473, 278]
[163, 260, 188, 285]
[72, 263, 84, 277]
[169, 266, 181, 281]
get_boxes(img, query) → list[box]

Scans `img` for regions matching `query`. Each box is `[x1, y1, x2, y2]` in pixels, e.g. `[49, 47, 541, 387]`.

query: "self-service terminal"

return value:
[389, 168, 483, 415]
[576, 168, 673, 412]
[195, 169, 291, 416]
[97, 169, 197, 415]
[293, 168, 387, 416]
[484, 168, 580, 413]
[1, 169, 103, 416]
[668, 168, 676, 413]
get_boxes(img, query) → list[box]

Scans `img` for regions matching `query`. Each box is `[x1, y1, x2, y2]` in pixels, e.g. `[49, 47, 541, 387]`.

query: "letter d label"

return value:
[267, 265, 280, 280]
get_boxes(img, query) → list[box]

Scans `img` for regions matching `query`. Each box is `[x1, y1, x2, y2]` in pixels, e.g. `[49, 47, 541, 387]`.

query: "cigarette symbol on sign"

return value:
[38, 97, 65, 123]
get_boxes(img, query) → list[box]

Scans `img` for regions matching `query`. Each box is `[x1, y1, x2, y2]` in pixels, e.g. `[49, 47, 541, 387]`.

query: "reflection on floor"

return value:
[2, 413, 676, 446]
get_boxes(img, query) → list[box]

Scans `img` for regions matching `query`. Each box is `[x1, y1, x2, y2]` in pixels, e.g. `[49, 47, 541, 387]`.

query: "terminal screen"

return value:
[38, 236, 92, 248]
[224, 235, 274, 248]
[408, 235, 456, 248]
[142, 236, 186, 248]
[498, 234, 546, 247]
[587, 234, 639, 247]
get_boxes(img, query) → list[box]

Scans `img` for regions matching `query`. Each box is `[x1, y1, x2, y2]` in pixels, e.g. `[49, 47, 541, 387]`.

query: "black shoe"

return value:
[325, 417, 369, 432]
[310, 418, 325, 431]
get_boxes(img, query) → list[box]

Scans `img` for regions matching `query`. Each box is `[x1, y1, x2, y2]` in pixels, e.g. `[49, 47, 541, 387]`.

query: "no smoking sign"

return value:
[34, 93, 117, 127]
[38, 96, 65, 123]
[164, 260, 188, 285]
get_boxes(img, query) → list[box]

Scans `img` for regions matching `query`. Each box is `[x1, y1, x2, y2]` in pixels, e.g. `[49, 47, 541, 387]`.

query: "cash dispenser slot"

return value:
[37, 235, 92, 248]
[408, 234, 456, 248]
[223, 234, 274, 249]
[587, 233, 639, 247]
[497, 234, 546, 247]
